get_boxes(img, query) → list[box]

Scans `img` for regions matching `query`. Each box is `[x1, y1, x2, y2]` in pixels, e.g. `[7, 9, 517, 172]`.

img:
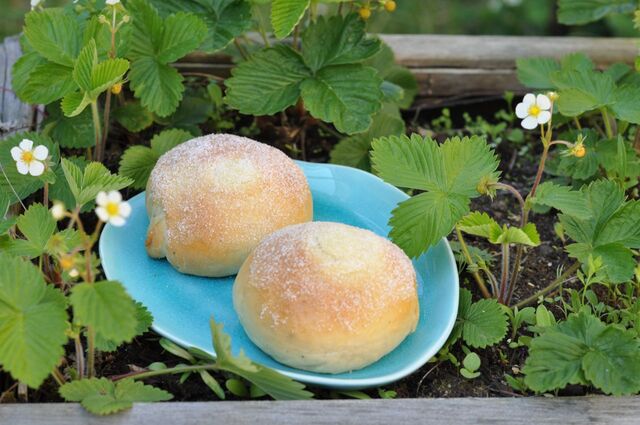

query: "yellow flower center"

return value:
[528, 105, 541, 117]
[21, 150, 34, 163]
[60, 255, 74, 270]
[573, 145, 586, 158]
[106, 202, 120, 216]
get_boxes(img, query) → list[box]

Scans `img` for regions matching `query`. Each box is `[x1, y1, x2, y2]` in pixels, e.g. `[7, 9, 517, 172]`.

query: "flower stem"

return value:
[90, 102, 102, 162]
[493, 182, 525, 226]
[600, 107, 614, 139]
[513, 262, 580, 308]
[498, 243, 510, 303]
[455, 225, 491, 298]
[111, 363, 219, 382]
[87, 326, 96, 378]
[51, 367, 66, 386]
[75, 334, 86, 378]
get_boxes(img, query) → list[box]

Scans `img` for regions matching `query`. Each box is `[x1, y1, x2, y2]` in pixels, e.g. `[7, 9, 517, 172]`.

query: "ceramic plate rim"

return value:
[99, 162, 459, 389]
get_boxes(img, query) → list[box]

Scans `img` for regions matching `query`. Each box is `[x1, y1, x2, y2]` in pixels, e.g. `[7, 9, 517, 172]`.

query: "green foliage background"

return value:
[1, 0, 637, 40]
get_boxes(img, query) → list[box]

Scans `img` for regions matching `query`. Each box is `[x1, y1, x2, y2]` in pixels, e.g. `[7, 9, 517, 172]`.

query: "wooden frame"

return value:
[1, 397, 639, 424]
[2, 34, 640, 422]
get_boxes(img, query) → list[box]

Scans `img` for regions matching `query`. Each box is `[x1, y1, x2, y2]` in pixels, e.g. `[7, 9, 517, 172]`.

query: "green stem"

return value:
[90, 102, 102, 162]
[601, 107, 614, 139]
[112, 363, 219, 382]
[75, 334, 85, 378]
[87, 326, 96, 378]
[513, 262, 581, 308]
[51, 368, 66, 386]
[455, 225, 491, 298]
[499, 243, 510, 304]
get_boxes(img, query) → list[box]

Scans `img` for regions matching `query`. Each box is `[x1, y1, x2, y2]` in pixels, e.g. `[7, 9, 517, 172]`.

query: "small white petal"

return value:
[107, 191, 122, 204]
[50, 203, 65, 220]
[33, 145, 49, 160]
[19, 139, 34, 151]
[96, 206, 109, 222]
[515, 102, 529, 118]
[106, 0, 120, 4]
[16, 160, 29, 175]
[536, 94, 551, 110]
[521, 116, 538, 130]
[522, 93, 536, 106]
[28, 160, 45, 177]
[96, 191, 109, 206]
[119, 201, 132, 218]
[110, 216, 126, 227]
[537, 110, 552, 125]
[10, 146, 23, 161]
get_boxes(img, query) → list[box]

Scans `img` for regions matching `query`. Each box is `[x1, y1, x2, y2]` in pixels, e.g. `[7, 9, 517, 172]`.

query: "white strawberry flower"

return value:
[95, 191, 131, 227]
[515, 93, 552, 130]
[10, 139, 48, 176]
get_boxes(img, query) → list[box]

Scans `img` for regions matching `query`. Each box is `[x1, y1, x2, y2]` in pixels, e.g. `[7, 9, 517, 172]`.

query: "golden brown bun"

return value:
[233, 222, 419, 374]
[145, 133, 313, 277]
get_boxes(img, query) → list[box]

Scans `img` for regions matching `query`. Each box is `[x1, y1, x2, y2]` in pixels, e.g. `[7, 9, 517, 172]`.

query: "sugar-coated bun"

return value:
[145, 133, 313, 277]
[233, 222, 419, 374]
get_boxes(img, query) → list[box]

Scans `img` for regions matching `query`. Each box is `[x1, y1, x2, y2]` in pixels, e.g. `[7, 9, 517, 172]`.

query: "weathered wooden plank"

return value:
[0, 36, 40, 137]
[1, 397, 639, 425]
[178, 35, 638, 102]
[382, 35, 638, 69]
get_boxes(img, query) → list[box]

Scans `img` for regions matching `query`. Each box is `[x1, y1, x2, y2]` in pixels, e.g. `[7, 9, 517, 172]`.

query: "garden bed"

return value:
[1, 7, 640, 420]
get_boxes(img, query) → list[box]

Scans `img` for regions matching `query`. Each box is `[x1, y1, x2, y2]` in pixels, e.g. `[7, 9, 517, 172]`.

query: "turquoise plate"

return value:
[99, 162, 459, 389]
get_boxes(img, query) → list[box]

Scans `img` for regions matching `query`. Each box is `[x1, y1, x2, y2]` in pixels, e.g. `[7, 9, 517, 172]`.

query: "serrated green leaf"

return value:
[582, 325, 640, 395]
[73, 40, 98, 92]
[530, 182, 591, 219]
[24, 8, 80, 67]
[61, 91, 92, 118]
[49, 156, 89, 210]
[389, 191, 469, 257]
[385, 66, 418, 109]
[61, 159, 132, 207]
[210, 318, 313, 400]
[118, 147, 159, 190]
[301, 13, 380, 72]
[17, 62, 76, 105]
[301, 64, 382, 134]
[129, 58, 184, 117]
[523, 311, 640, 395]
[0, 254, 68, 388]
[611, 84, 640, 124]
[559, 179, 639, 283]
[70, 281, 138, 346]
[10, 203, 56, 259]
[557, 0, 636, 25]
[95, 302, 153, 352]
[272, 0, 310, 39]
[457, 294, 508, 348]
[458, 212, 500, 239]
[516, 57, 561, 89]
[149, 0, 252, 52]
[112, 101, 154, 133]
[119, 129, 192, 189]
[60, 378, 172, 415]
[127, 0, 207, 117]
[330, 104, 405, 171]
[489, 223, 541, 246]
[43, 103, 95, 148]
[371, 134, 500, 255]
[225, 45, 310, 116]
[552, 69, 615, 116]
[462, 352, 481, 372]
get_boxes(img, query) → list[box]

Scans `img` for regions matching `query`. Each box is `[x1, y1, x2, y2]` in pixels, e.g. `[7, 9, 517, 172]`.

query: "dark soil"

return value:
[1, 97, 581, 403]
